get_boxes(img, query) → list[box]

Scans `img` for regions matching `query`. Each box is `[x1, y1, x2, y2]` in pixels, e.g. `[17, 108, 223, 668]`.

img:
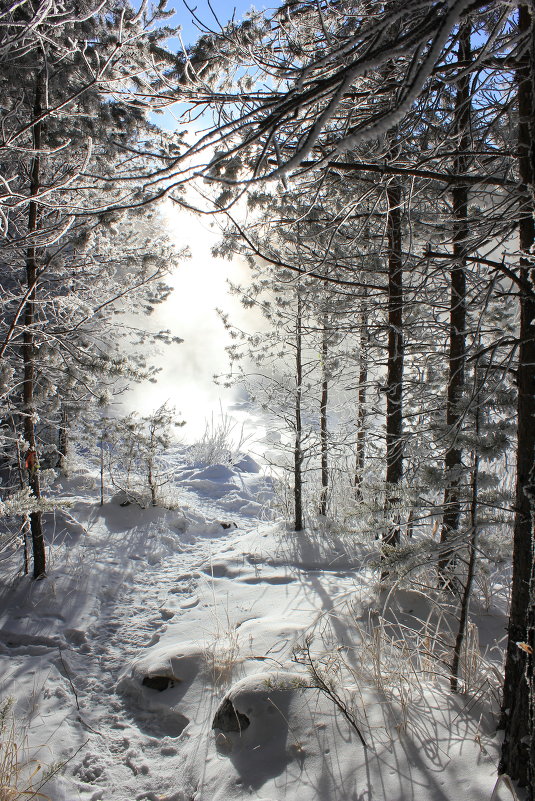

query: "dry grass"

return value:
[202, 594, 242, 688]
[189, 410, 250, 467]
[292, 584, 502, 748]
[350, 604, 501, 722]
[0, 698, 49, 801]
[203, 633, 242, 687]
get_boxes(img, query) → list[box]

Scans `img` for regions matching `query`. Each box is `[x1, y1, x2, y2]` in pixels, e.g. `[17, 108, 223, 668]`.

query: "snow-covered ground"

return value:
[0, 450, 511, 801]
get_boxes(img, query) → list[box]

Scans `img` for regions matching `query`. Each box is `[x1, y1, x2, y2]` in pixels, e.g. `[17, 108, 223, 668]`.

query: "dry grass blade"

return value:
[0, 699, 48, 801]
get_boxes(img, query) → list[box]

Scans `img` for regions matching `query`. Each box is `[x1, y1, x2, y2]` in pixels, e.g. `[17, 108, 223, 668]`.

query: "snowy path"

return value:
[56, 470, 274, 799]
[50, 464, 373, 800]
[0, 458, 504, 801]
[64, 521, 206, 796]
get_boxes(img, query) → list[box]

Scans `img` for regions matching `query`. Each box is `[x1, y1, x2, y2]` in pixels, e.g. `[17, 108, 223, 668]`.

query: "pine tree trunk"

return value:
[100, 440, 105, 507]
[525, 479, 535, 794]
[15, 440, 30, 574]
[383, 178, 403, 550]
[500, 5, 535, 788]
[58, 407, 68, 470]
[355, 303, 368, 502]
[319, 316, 328, 517]
[148, 459, 157, 507]
[24, 70, 46, 580]
[439, 20, 471, 584]
[294, 292, 304, 531]
[451, 376, 480, 693]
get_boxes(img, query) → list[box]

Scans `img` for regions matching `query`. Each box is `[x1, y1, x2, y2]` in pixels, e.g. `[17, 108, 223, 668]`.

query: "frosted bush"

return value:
[188, 412, 250, 467]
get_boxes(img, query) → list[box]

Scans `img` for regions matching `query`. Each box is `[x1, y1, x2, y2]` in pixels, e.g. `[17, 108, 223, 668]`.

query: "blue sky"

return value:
[148, 0, 268, 129]
[165, 0, 265, 48]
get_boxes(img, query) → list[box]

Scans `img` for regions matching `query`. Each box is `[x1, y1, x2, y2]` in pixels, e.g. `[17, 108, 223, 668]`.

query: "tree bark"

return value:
[294, 291, 304, 531]
[355, 300, 368, 502]
[383, 178, 404, 551]
[319, 314, 328, 517]
[525, 477, 535, 794]
[58, 407, 68, 470]
[500, 5, 535, 789]
[23, 69, 46, 579]
[439, 20, 471, 583]
[451, 374, 480, 693]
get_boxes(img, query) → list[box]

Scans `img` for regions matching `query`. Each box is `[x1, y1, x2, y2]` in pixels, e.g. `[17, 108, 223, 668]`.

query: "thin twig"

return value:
[294, 637, 368, 749]
[57, 648, 80, 711]
[57, 648, 104, 737]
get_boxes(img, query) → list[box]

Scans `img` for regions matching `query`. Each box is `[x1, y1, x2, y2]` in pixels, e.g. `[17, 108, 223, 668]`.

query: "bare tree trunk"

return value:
[294, 292, 304, 531]
[355, 301, 368, 502]
[383, 177, 404, 551]
[16, 439, 30, 575]
[525, 476, 535, 795]
[451, 371, 480, 692]
[147, 419, 158, 507]
[23, 70, 46, 579]
[148, 458, 157, 506]
[319, 315, 328, 517]
[58, 407, 68, 470]
[500, 5, 535, 789]
[100, 440, 105, 507]
[439, 20, 471, 584]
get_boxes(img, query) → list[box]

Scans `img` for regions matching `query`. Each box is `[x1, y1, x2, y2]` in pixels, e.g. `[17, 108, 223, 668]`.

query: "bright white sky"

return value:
[129, 0, 274, 446]
[126, 202, 264, 448]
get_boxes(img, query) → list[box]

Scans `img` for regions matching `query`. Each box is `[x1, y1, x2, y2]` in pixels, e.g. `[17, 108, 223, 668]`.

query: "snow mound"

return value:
[189, 464, 236, 482]
[185, 479, 238, 498]
[181, 462, 274, 515]
[234, 454, 261, 473]
[117, 642, 206, 738]
[213, 671, 310, 743]
[118, 641, 203, 698]
[185, 515, 239, 538]
[218, 495, 265, 516]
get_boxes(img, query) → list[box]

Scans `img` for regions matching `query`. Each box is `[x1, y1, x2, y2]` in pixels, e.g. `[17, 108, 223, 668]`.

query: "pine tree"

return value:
[0, 0, 186, 577]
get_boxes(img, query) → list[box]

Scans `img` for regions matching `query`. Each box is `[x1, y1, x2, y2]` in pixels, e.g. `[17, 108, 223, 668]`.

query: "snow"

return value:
[0, 451, 510, 801]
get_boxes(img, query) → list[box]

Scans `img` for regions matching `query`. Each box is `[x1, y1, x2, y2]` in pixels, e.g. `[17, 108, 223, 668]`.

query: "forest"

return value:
[0, 0, 534, 799]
